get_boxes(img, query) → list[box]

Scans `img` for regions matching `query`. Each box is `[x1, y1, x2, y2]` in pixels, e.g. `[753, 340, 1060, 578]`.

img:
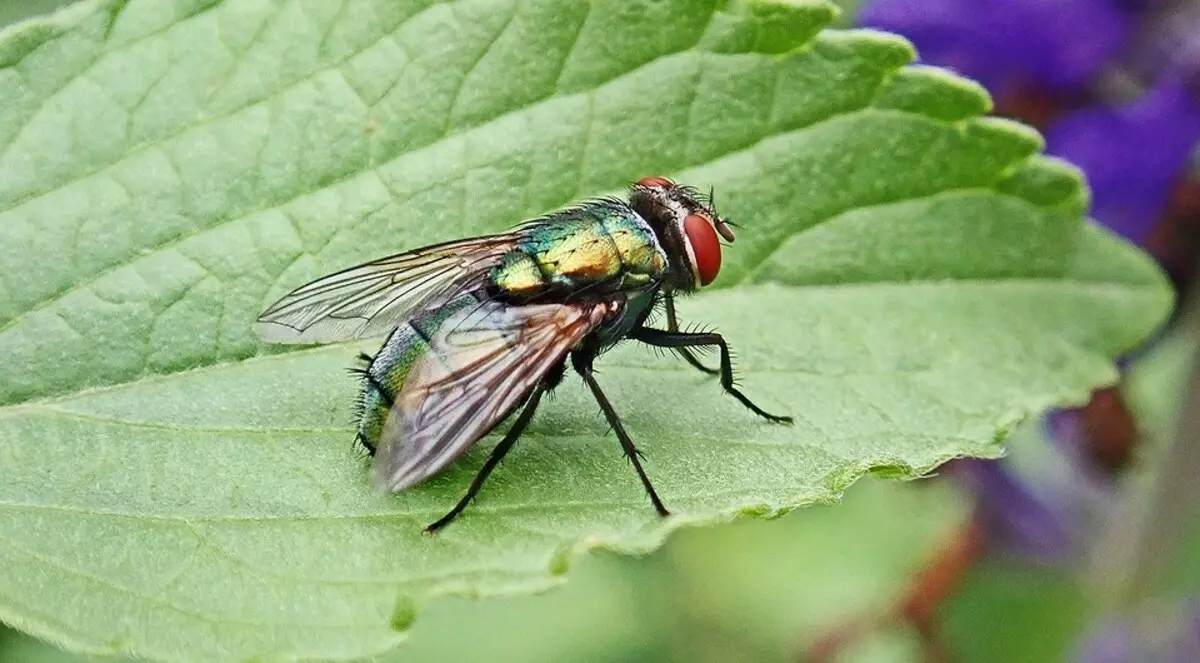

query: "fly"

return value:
[256, 177, 792, 532]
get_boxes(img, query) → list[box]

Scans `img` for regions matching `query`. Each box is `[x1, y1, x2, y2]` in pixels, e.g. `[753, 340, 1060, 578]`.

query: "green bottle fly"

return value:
[257, 178, 790, 531]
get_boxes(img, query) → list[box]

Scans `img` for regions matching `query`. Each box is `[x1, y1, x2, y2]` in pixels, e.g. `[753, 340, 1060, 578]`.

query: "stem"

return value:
[1089, 272, 1200, 605]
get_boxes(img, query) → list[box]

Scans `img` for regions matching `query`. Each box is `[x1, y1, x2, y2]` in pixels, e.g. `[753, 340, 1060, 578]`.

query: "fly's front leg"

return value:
[664, 293, 718, 375]
[631, 327, 792, 424]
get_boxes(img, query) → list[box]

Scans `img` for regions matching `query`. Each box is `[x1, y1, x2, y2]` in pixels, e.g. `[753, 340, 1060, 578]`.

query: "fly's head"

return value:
[628, 176, 736, 293]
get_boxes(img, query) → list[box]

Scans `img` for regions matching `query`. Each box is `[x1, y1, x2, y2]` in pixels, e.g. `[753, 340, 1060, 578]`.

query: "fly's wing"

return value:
[256, 236, 518, 344]
[372, 297, 614, 492]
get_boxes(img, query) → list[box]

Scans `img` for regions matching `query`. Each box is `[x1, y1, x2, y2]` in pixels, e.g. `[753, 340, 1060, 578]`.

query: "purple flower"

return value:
[1073, 597, 1200, 662]
[1074, 616, 1140, 663]
[952, 450, 1110, 565]
[858, 0, 1132, 94]
[1125, 3, 1200, 91]
[1044, 388, 1138, 475]
[1045, 79, 1200, 243]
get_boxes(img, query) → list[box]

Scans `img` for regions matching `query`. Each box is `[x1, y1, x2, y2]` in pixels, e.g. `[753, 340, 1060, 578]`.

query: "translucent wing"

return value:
[372, 296, 615, 492]
[256, 236, 518, 344]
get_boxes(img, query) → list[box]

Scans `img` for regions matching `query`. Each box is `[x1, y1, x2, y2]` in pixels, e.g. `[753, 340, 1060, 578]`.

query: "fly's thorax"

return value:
[491, 252, 544, 294]
[600, 212, 667, 285]
[491, 202, 668, 299]
[592, 287, 658, 348]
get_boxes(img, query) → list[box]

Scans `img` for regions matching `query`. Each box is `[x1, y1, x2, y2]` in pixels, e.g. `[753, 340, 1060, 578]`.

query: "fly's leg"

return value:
[631, 327, 793, 425]
[571, 352, 670, 517]
[425, 386, 546, 533]
[664, 293, 718, 375]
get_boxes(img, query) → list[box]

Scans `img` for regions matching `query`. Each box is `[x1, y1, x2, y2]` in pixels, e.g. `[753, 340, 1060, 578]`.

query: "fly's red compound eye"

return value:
[683, 214, 722, 286]
[636, 176, 674, 189]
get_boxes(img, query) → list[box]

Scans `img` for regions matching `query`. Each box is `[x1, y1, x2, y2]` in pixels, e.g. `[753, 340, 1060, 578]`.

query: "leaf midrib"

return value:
[0, 274, 1161, 413]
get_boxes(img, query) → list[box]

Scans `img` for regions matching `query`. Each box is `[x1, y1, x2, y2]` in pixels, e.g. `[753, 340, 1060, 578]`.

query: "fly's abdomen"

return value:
[355, 327, 420, 454]
[355, 295, 477, 453]
[492, 203, 667, 297]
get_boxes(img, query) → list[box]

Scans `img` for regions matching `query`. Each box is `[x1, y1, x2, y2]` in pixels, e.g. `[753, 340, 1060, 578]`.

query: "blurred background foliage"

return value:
[2, 0, 1198, 661]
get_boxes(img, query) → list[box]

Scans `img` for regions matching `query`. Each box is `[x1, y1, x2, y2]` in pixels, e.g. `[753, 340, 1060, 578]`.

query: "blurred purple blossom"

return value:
[1126, 3, 1200, 89]
[953, 458, 1076, 563]
[859, 0, 1132, 94]
[1073, 597, 1200, 662]
[1075, 617, 1140, 663]
[953, 435, 1112, 566]
[1045, 79, 1200, 243]
[859, 0, 1200, 246]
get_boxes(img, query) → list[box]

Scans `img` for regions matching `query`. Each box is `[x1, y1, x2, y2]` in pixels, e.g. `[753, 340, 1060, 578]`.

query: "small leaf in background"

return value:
[0, 0, 1171, 661]
[943, 564, 1091, 663]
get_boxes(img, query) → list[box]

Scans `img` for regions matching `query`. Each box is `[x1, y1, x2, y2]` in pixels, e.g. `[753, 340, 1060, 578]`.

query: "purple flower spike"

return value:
[1045, 79, 1200, 243]
[1166, 598, 1200, 663]
[954, 458, 1078, 563]
[858, 0, 1132, 94]
[1126, 4, 1200, 92]
[1073, 614, 1139, 663]
[1074, 597, 1200, 662]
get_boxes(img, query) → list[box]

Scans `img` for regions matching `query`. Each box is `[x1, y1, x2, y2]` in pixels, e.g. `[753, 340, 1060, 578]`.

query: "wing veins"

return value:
[256, 236, 517, 343]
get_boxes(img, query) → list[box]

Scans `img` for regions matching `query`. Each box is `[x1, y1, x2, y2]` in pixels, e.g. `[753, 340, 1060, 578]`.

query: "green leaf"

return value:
[1, 625, 121, 663]
[0, 479, 962, 663]
[0, 0, 74, 29]
[0, 0, 1171, 660]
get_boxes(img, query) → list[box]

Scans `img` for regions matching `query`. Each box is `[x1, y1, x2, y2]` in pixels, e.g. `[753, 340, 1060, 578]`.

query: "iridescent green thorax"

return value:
[490, 200, 667, 298]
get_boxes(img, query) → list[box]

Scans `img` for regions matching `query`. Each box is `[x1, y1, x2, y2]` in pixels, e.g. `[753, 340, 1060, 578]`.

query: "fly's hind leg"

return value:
[424, 362, 565, 533]
[425, 385, 547, 533]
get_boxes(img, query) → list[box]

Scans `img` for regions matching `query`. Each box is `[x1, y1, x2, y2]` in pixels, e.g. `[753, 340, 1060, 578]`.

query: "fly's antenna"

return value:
[707, 187, 739, 243]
